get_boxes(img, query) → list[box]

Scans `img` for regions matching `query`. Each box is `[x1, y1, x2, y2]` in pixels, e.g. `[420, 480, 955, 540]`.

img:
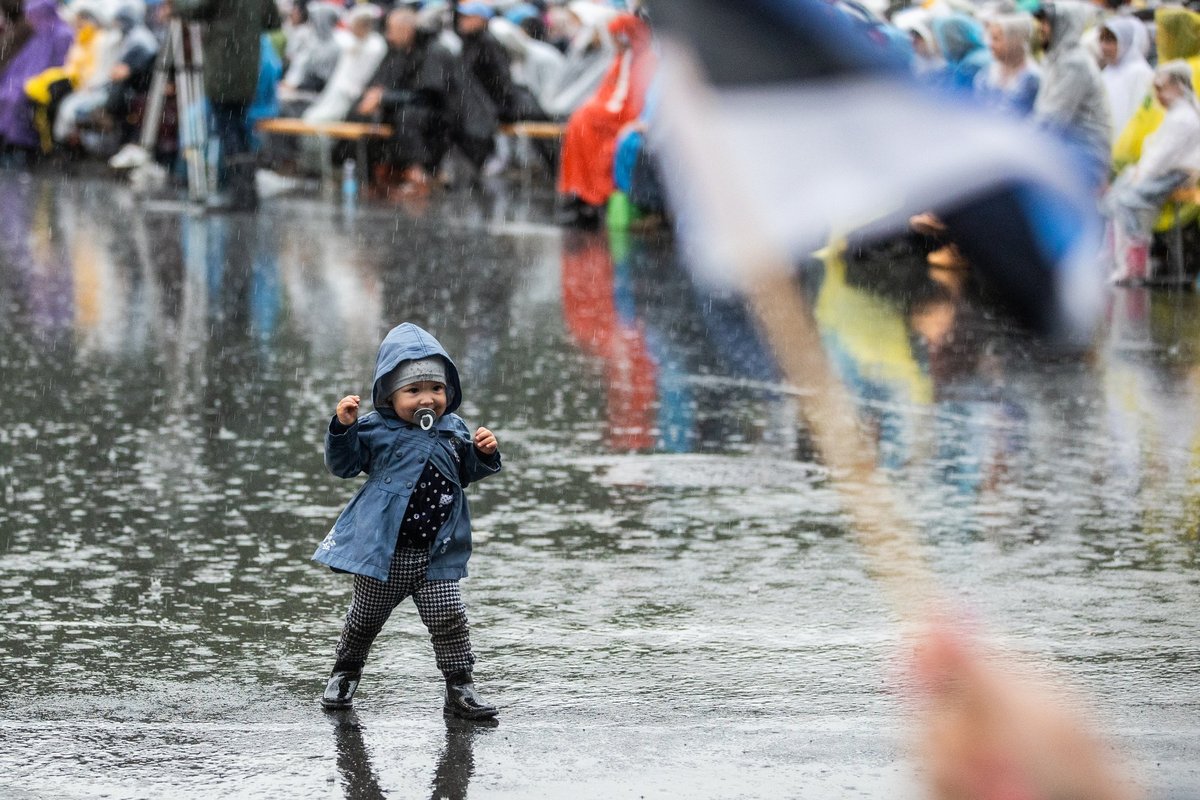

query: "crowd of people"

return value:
[2, 0, 1200, 272]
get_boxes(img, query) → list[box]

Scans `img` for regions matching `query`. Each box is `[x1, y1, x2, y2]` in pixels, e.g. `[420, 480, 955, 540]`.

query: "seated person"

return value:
[556, 12, 655, 227]
[278, 2, 342, 115]
[353, 7, 497, 192]
[1102, 61, 1200, 283]
[302, 4, 385, 124]
[0, 0, 72, 155]
[98, 1, 160, 150]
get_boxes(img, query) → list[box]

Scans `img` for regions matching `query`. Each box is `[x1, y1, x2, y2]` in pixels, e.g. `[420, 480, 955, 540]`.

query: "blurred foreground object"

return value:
[649, 2, 1143, 797]
[912, 622, 1144, 800]
[650, 0, 1105, 346]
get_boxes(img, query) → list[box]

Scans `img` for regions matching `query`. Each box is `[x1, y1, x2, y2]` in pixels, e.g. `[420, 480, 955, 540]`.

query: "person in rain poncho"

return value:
[556, 12, 656, 226]
[0, 0, 71, 152]
[1102, 60, 1200, 283]
[540, 1, 617, 120]
[488, 15, 565, 114]
[1112, 7, 1200, 174]
[279, 1, 343, 108]
[1100, 16, 1154, 136]
[24, 0, 120, 152]
[456, 1, 545, 123]
[55, 0, 158, 147]
[974, 13, 1040, 116]
[892, 7, 946, 78]
[1033, 0, 1112, 191]
[0, 0, 33, 76]
[303, 3, 386, 124]
[932, 14, 991, 93]
[100, 0, 160, 149]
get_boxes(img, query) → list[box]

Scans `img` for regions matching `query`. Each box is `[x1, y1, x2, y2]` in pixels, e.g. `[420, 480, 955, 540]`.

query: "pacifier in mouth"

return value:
[414, 408, 436, 431]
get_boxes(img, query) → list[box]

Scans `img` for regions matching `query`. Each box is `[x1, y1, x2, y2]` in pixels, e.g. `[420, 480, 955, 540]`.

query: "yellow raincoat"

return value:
[1111, 7, 1200, 229]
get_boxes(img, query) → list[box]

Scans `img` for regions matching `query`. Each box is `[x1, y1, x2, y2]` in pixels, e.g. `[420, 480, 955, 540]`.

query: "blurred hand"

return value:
[110, 63, 131, 82]
[473, 426, 497, 455]
[336, 395, 361, 427]
[357, 87, 383, 117]
[911, 622, 1143, 800]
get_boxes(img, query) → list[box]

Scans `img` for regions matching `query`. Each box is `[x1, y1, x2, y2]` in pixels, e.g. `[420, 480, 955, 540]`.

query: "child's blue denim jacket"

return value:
[313, 323, 501, 581]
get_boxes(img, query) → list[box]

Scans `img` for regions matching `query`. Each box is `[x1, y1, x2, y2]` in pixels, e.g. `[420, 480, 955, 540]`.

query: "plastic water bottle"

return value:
[342, 159, 358, 205]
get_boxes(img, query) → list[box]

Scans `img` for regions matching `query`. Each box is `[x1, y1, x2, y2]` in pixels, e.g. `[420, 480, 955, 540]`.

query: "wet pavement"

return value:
[0, 170, 1198, 799]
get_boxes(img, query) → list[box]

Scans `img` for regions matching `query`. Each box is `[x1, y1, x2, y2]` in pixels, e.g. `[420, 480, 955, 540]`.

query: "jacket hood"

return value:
[1043, 0, 1091, 58]
[371, 323, 463, 418]
[933, 15, 985, 63]
[1156, 7, 1200, 62]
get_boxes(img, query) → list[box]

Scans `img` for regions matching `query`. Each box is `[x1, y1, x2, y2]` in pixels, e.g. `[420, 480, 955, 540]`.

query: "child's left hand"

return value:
[474, 427, 498, 455]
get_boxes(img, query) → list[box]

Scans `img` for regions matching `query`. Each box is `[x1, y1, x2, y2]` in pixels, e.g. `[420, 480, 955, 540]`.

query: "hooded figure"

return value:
[1034, 0, 1112, 188]
[932, 14, 991, 93]
[314, 323, 501, 582]
[282, 2, 342, 95]
[557, 12, 657, 218]
[1103, 60, 1200, 283]
[1113, 7, 1200, 172]
[1101, 17, 1154, 136]
[0, 0, 33, 76]
[540, 1, 616, 119]
[488, 16, 565, 110]
[0, 0, 71, 148]
[303, 4, 387, 123]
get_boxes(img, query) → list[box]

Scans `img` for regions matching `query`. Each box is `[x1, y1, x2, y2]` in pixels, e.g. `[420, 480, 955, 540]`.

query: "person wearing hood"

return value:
[0, 0, 33, 77]
[892, 7, 945, 78]
[556, 12, 656, 227]
[0, 0, 72, 154]
[1102, 60, 1200, 283]
[541, 0, 616, 119]
[302, 3, 387, 123]
[931, 14, 991, 93]
[315, 322, 502, 721]
[456, 1, 545, 123]
[1033, 0, 1112, 191]
[1112, 7, 1200, 174]
[1100, 17, 1154, 135]
[23, 0, 120, 152]
[280, 1, 342, 108]
[488, 15, 564, 112]
[974, 13, 1040, 116]
[55, 0, 158, 148]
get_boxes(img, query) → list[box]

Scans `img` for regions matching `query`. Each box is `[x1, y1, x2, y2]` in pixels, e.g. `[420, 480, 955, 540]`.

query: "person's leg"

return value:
[209, 100, 257, 209]
[413, 577, 497, 719]
[322, 547, 423, 709]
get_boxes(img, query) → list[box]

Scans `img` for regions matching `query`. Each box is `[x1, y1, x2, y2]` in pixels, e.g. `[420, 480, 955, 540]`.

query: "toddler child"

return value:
[314, 322, 501, 719]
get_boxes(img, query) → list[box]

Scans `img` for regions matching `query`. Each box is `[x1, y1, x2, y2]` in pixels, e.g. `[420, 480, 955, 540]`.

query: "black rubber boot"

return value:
[321, 668, 362, 710]
[443, 670, 498, 720]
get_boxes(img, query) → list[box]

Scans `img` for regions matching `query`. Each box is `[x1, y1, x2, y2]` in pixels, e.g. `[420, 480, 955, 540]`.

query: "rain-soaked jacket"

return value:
[1114, 7, 1200, 171]
[1034, 0, 1111, 158]
[313, 323, 501, 582]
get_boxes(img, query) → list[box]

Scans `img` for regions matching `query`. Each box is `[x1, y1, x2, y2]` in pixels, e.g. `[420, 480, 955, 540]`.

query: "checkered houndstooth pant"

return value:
[335, 546, 475, 676]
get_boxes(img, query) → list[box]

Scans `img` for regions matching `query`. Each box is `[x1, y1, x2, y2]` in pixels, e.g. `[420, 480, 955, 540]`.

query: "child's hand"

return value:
[474, 426, 498, 455]
[336, 395, 361, 427]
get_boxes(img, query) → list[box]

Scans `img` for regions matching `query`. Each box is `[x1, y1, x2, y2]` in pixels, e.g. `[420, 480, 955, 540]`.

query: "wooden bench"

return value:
[255, 117, 564, 193]
[255, 118, 394, 196]
[499, 121, 565, 139]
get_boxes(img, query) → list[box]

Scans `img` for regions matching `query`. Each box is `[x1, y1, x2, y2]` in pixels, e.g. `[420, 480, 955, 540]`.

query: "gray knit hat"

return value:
[381, 357, 448, 400]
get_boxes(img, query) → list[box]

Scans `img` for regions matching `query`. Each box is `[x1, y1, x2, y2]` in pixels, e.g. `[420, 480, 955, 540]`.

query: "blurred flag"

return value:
[649, 0, 1105, 346]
